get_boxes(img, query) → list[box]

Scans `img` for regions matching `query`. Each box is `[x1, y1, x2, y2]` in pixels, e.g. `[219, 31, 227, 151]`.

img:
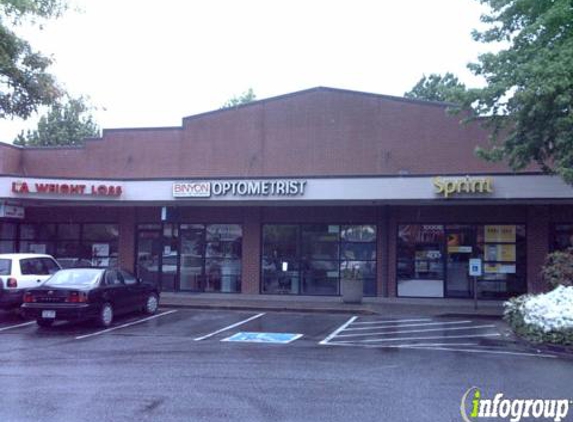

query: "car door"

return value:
[102, 269, 129, 315]
[119, 270, 143, 312]
[18, 257, 60, 289]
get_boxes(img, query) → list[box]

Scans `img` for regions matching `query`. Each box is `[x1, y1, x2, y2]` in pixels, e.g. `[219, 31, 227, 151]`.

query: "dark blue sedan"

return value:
[21, 268, 160, 328]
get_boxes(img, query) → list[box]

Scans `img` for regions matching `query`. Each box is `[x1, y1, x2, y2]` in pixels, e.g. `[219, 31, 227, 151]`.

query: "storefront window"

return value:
[204, 224, 242, 292]
[262, 224, 377, 296]
[262, 225, 300, 294]
[397, 225, 446, 297]
[0, 222, 17, 253]
[340, 225, 377, 296]
[397, 224, 526, 299]
[55, 224, 81, 265]
[81, 224, 119, 267]
[13, 222, 118, 268]
[161, 224, 179, 291]
[136, 223, 242, 293]
[136, 229, 162, 288]
[478, 225, 526, 299]
[58, 223, 80, 240]
[19, 223, 57, 256]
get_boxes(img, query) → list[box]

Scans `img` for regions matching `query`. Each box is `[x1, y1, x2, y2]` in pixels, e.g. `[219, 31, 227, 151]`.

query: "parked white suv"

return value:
[0, 254, 62, 310]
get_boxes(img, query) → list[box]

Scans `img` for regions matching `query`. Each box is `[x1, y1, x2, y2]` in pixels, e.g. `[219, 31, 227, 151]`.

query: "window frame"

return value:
[396, 222, 527, 300]
[261, 223, 377, 296]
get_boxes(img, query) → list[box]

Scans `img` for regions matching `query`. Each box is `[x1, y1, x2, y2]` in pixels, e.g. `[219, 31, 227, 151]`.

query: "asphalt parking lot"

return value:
[0, 308, 571, 422]
[0, 307, 554, 357]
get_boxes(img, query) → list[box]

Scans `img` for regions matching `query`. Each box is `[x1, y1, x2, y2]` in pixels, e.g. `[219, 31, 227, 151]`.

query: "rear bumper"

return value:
[0, 289, 25, 309]
[21, 303, 99, 321]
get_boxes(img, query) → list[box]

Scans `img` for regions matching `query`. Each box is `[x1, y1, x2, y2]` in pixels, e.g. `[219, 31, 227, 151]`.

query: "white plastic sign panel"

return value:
[469, 258, 483, 276]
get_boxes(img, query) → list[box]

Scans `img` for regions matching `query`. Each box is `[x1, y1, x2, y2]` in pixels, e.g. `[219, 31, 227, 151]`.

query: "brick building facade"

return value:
[1, 87, 572, 300]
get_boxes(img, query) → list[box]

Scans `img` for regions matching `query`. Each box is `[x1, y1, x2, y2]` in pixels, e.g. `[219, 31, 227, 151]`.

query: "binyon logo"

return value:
[461, 387, 571, 422]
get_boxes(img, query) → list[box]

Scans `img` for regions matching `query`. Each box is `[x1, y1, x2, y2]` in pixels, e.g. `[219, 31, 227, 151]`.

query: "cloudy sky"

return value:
[0, 0, 492, 143]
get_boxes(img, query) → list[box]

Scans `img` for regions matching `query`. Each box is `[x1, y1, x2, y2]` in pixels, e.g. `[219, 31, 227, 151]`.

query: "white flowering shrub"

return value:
[504, 286, 573, 345]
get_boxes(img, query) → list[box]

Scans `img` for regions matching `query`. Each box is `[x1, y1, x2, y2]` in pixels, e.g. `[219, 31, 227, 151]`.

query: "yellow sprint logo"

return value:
[461, 387, 571, 422]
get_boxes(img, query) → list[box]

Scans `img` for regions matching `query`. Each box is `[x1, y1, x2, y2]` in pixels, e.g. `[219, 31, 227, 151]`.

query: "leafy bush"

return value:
[504, 287, 573, 346]
[541, 248, 573, 289]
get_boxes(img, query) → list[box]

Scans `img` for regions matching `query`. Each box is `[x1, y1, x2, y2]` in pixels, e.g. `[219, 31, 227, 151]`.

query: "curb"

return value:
[504, 331, 573, 358]
[160, 301, 504, 318]
[536, 343, 573, 357]
[162, 302, 377, 315]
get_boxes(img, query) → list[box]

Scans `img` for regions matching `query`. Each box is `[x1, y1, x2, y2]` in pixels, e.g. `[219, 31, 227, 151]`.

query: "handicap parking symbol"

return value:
[222, 332, 303, 344]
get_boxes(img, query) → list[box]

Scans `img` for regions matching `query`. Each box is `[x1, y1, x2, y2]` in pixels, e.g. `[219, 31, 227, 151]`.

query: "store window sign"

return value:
[484, 225, 516, 243]
[0, 202, 24, 219]
[433, 176, 493, 198]
[485, 244, 516, 262]
[11, 181, 122, 197]
[469, 259, 482, 276]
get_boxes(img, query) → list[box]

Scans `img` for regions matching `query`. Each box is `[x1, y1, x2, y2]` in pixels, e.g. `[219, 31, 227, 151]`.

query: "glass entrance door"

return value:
[179, 224, 205, 291]
[397, 225, 445, 298]
[136, 227, 162, 289]
[445, 225, 476, 298]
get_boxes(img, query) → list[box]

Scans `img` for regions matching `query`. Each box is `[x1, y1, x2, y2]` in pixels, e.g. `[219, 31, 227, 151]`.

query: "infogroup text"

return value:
[461, 387, 571, 422]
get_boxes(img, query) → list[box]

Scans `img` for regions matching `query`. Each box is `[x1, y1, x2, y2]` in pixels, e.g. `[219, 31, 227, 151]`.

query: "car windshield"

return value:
[0, 259, 10, 275]
[45, 269, 103, 287]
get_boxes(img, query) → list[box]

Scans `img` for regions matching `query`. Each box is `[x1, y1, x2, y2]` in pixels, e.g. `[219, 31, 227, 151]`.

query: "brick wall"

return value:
[242, 207, 262, 294]
[11, 88, 516, 180]
[0, 143, 22, 175]
[377, 206, 389, 297]
[118, 207, 136, 271]
[526, 206, 550, 293]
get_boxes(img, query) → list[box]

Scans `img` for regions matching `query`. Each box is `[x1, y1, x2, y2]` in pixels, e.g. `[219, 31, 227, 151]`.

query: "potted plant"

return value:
[340, 264, 363, 304]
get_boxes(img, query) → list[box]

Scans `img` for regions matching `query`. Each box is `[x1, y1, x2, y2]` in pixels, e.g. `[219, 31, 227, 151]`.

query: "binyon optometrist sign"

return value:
[173, 179, 308, 198]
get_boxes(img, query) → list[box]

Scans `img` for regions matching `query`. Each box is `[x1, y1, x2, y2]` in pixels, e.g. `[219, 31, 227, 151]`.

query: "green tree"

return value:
[0, 0, 67, 119]
[221, 88, 256, 109]
[404, 72, 467, 103]
[14, 96, 99, 146]
[464, 0, 573, 183]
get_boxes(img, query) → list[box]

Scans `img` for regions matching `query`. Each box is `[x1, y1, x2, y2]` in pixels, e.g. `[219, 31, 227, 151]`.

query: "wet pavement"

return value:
[0, 308, 571, 422]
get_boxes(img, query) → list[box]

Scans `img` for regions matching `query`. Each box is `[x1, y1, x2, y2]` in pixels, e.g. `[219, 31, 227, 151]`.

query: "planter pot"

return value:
[341, 278, 363, 304]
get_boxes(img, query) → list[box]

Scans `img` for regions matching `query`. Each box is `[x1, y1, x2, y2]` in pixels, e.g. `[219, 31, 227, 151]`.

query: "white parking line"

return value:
[403, 345, 557, 359]
[0, 321, 36, 332]
[325, 341, 480, 348]
[193, 313, 265, 341]
[344, 320, 473, 331]
[336, 324, 497, 338]
[331, 333, 502, 343]
[351, 318, 432, 325]
[75, 310, 177, 340]
[319, 316, 357, 345]
[322, 341, 556, 358]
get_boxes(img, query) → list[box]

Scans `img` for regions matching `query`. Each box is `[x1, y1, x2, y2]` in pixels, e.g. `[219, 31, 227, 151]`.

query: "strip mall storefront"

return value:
[2, 174, 573, 300]
[1, 87, 573, 300]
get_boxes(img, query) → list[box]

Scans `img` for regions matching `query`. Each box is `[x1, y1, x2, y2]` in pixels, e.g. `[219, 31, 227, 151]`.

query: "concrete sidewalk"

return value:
[160, 292, 505, 318]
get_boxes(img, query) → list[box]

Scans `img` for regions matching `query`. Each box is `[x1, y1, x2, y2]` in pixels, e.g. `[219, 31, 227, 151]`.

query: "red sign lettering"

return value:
[11, 181, 122, 197]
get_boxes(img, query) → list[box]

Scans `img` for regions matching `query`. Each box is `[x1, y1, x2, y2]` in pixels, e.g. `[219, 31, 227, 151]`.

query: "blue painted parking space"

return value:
[222, 331, 303, 344]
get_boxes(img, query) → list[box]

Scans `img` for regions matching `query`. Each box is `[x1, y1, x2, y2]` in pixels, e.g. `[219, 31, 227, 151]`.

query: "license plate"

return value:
[42, 310, 56, 319]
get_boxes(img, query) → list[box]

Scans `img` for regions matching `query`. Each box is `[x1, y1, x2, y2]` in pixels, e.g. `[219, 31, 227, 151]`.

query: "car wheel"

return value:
[143, 292, 159, 315]
[97, 302, 114, 328]
[36, 318, 54, 328]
